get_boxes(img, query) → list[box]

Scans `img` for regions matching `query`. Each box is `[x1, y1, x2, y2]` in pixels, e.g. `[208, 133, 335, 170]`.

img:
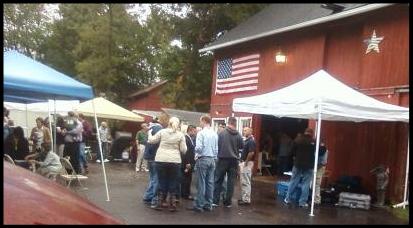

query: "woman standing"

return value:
[148, 117, 187, 212]
[30, 117, 51, 153]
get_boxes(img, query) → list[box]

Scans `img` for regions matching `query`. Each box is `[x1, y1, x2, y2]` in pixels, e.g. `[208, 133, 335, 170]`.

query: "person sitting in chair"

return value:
[26, 143, 63, 179]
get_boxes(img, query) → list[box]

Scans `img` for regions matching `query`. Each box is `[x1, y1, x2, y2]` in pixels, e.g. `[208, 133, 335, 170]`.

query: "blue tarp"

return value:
[4, 50, 94, 102]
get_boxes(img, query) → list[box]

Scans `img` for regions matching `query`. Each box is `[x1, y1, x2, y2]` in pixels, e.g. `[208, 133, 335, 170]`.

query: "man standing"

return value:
[314, 142, 328, 205]
[238, 127, 256, 206]
[213, 117, 243, 208]
[189, 115, 218, 212]
[97, 121, 111, 163]
[181, 125, 197, 200]
[136, 123, 149, 172]
[78, 113, 92, 174]
[284, 128, 315, 207]
[142, 115, 167, 207]
[63, 112, 83, 174]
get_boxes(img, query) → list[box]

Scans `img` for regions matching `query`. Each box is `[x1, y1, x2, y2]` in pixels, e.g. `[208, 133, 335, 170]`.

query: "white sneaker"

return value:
[103, 159, 110, 162]
[96, 159, 101, 163]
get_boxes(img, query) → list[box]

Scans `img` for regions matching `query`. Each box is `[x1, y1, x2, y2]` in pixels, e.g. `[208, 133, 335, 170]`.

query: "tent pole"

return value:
[25, 103, 29, 138]
[53, 99, 57, 154]
[92, 98, 111, 201]
[48, 100, 54, 153]
[310, 106, 322, 217]
[393, 128, 409, 209]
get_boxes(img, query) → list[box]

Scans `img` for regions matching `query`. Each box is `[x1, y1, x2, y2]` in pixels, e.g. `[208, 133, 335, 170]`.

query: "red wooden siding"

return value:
[128, 86, 170, 112]
[208, 5, 408, 202]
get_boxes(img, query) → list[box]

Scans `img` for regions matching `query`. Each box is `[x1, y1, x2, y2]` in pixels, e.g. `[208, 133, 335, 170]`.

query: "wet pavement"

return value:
[72, 162, 408, 225]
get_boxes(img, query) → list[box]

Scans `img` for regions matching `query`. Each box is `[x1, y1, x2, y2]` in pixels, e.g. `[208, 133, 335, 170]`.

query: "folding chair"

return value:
[59, 157, 88, 188]
[258, 152, 272, 176]
[4, 154, 15, 165]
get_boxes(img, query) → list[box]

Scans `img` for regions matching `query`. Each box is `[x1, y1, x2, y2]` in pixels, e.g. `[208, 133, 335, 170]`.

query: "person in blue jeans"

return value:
[187, 115, 218, 212]
[142, 116, 165, 207]
[284, 128, 315, 207]
[213, 117, 243, 208]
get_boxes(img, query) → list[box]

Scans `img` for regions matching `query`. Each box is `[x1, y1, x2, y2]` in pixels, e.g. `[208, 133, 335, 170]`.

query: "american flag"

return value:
[215, 53, 260, 94]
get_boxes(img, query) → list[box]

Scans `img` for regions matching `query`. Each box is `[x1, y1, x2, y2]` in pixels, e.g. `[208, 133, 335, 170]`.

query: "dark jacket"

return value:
[218, 127, 243, 159]
[143, 123, 163, 161]
[4, 135, 30, 160]
[181, 134, 195, 169]
[291, 134, 315, 170]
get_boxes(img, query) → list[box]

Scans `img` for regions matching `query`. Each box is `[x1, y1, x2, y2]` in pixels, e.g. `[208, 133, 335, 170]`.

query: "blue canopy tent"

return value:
[4, 50, 111, 201]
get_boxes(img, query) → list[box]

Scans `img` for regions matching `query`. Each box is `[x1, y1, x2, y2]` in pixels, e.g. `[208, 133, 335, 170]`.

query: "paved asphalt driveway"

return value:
[73, 162, 407, 225]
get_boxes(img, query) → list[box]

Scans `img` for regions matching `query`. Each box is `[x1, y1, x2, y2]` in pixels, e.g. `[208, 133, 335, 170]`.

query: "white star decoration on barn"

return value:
[364, 30, 384, 54]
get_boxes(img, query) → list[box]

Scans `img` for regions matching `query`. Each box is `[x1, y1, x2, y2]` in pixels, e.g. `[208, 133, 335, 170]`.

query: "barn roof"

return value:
[127, 80, 168, 98]
[200, 4, 393, 52]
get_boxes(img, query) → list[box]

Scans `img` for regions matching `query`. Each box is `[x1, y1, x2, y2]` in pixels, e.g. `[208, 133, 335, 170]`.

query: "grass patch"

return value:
[388, 206, 409, 222]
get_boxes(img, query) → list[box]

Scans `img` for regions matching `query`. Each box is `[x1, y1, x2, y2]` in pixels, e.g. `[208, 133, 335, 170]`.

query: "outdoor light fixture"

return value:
[275, 51, 287, 63]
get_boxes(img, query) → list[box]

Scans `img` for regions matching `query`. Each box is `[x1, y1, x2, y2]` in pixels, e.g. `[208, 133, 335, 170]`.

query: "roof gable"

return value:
[200, 4, 393, 52]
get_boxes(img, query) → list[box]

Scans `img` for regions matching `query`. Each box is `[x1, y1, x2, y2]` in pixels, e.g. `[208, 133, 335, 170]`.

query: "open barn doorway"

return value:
[258, 115, 308, 177]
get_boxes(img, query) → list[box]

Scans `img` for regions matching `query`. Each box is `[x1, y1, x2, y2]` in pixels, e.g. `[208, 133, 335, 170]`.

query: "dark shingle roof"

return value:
[161, 108, 207, 126]
[128, 80, 168, 98]
[200, 4, 392, 52]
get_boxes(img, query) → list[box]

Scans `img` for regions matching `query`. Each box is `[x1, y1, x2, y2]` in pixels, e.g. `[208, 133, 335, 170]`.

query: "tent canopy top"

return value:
[233, 70, 409, 123]
[74, 97, 144, 122]
[4, 50, 94, 101]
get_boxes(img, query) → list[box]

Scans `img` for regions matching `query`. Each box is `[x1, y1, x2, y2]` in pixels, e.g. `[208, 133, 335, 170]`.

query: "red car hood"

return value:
[4, 161, 123, 224]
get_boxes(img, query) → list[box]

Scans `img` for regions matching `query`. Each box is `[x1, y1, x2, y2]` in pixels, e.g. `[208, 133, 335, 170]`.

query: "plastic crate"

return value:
[275, 181, 302, 202]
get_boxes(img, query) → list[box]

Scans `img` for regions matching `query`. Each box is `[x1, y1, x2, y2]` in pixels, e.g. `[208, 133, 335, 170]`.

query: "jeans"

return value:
[79, 142, 88, 172]
[285, 166, 313, 206]
[156, 162, 180, 197]
[64, 142, 81, 174]
[97, 141, 108, 160]
[194, 157, 215, 210]
[213, 158, 238, 206]
[143, 160, 158, 205]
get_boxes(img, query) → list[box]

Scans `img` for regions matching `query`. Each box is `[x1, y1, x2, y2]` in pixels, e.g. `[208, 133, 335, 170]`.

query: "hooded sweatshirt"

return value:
[218, 127, 244, 159]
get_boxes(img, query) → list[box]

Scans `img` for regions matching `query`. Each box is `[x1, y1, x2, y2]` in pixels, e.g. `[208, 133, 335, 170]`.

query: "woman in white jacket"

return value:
[148, 117, 187, 211]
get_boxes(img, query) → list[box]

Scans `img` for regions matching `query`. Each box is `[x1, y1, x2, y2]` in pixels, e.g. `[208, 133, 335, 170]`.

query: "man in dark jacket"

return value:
[213, 117, 244, 208]
[284, 128, 315, 207]
[180, 125, 197, 200]
[142, 114, 168, 208]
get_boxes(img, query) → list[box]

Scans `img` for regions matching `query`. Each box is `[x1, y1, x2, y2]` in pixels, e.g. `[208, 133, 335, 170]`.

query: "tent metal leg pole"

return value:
[53, 99, 57, 154]
[92, 99, 111, 202]
[25, 104, 29, 138]
[48, 100, 53, 153]
[310, 110, 322, 217]
[393, 128, 409, 209]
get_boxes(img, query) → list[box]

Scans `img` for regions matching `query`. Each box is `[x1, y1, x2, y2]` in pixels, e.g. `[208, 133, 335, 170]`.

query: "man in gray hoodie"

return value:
[213, 117, 243, 208]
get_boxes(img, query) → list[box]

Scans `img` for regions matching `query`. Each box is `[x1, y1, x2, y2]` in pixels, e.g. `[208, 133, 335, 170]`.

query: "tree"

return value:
[147, 4, 268, 111]
[43, 4, 156, 105]
[4, 4, 51, 58]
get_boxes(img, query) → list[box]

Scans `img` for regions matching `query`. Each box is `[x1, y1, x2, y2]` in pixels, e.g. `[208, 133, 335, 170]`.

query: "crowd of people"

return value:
[4, 105, 329, 211]
[3, 107, 101, 178]
[136, 114, 258, 212]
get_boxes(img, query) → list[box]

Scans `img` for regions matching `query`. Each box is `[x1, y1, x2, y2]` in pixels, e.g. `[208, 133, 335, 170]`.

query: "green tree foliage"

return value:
[4, 3, 267, 111]
[148, 4, 268, 112]
[3, 4, 51, 58]
[43, 4, 156, 105]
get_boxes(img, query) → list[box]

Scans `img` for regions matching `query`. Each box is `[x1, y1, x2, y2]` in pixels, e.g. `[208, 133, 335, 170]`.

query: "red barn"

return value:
[201, 4, 409, 203]
[127, 80, 170, 112]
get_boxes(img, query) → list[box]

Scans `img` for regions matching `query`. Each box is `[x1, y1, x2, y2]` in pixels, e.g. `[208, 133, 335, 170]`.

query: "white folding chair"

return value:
[59, 157, 88, 188]
[4, 154, 16, 165]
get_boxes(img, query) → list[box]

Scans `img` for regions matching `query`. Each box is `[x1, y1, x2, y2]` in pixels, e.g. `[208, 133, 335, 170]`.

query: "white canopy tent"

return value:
[73, 97, 144, 122]
[233, 69, 409, 215]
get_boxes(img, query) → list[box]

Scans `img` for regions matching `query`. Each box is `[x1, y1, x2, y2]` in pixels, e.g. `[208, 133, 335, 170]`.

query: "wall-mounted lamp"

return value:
[275, 51, 287, 63]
